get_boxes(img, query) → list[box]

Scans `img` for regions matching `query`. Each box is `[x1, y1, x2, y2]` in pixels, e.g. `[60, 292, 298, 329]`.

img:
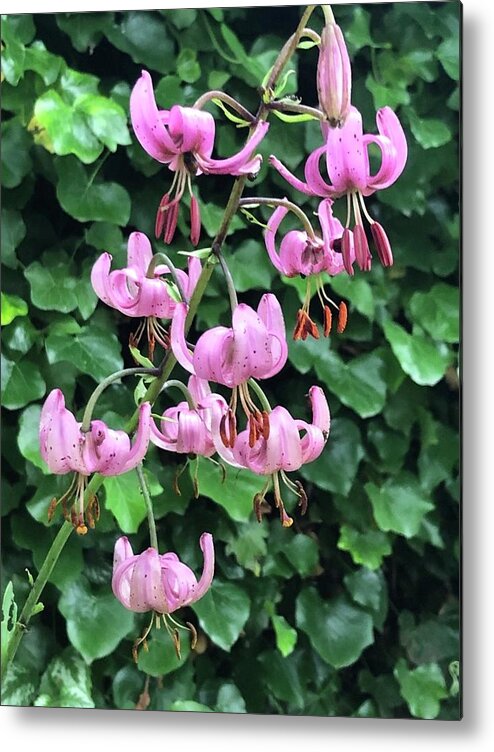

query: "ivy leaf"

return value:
[406, 109, 452, 150]
[103, 469, 162, 534]
[296, 588, 374, 669]
[24, 251, 79, 313]
[34, 648, 94, 708]
[105, 12, 175, 74]
[1, 208, 26, 269]
[365, 476, 434, 538]
[56, 12, 115, 53]
[55, 157, 131, 225]
[271, 614, 297, 657]
[301, 418, 364, 495]
[58, 579, 134, 663]
[1, 292, 28, 326]
[17, 404, 50, 473]
[192, 581, 250, 651]
[1, 118, 33, 188]
[45, 325, 123, 382]
[316, 350, 387, 418]
[137, 626, 191, 677]
[394, 659, 448, 719]
[383, 320, 451, 386]
[337, 525, 392, 570]
[193, 456, 262, 522]
[436, 36, 459, 81]
[408, 283, 459, 343]
[177, 48, 201, 84]
[1, 354, 46, 411]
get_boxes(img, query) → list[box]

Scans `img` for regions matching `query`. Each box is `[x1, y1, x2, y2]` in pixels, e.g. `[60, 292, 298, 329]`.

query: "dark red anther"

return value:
[47, 497, 58, 523]
[370, 222, 394, 267]
[295, 480, 309, 516]
[155, 193, 170, 239]
[341, 228, 354, 276]
[190, 194, 201, 247]
[164, 201, 179, 244]
[228, 409, 237, 448]
[219, 413, 229, 448]
[337, 301, 348, 334]
[262, 411, 270, 441]
[292, 309, 304, 341]
[353, 223, 372, 272]
[323, 305, 332, 337]
[248, 414, 257, 448]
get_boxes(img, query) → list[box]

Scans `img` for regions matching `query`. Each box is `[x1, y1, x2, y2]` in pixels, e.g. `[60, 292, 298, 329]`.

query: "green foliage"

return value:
[1, 3, 459, 720]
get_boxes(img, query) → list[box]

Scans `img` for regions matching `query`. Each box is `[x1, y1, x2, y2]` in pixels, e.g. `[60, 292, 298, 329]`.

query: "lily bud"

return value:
[316, 17, 352, 128]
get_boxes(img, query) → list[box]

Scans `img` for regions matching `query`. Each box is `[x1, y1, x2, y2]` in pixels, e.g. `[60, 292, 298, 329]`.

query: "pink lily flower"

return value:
[265, 198, 352, 338]
[112, 532, 214, 614]
[171, 295, 288, 449]
[270, 105, 407, 269]
[212, 386, 330, 527]
[130, 70, 269, 246]
[316, 14, 352, 128]
[91, 231, 201, 357]
[39, 388, 151, 533]
[150, 376, 228, 458]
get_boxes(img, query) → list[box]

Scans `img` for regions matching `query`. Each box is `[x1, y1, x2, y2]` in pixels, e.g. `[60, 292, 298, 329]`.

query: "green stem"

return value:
[161, 379, 196, 409]
[268, 100, 325, 121]
[4, 5, 317, 677]
[192, 91, 256, 123]
[146, 252, 189, 303]
[136, 463, 158, 550]
[2, 521, 73, 680]
[239, 196, 318, 240]
[215, 250, 239, 311]
[248, 378, 273, 413]
[81, 367, 158, 433]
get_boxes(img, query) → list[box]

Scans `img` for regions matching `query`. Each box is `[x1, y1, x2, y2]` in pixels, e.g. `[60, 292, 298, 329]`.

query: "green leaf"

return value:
[58, 579, 134, 663]
[338, 525, 392, 570]
[330, 275, 375, 321]
[193, 456, 263, 522]
[1, 663, 39, 707]
[406, 109, 452, 150]
[1, 208, 26, 269]
[45, 325, 123, 382]
[24, 251, 79, 313]
[219, 23, 264, 85]
[271, 614, 297, 657]
[258, 649, 305, 709]
[344, 567, 388, 630]
[55, 157, 131, 225]
[225, 524, 267, 575]
[1, 118, 33, 188]
[296, 588, 374, 669]
[1, 581, 18, 670]
[383, 320, 451, 386]
[227, 239, 274, 292]
[282, 534, 319, 577]
[301, 418, 364, 495]
[33, 90, 102, 163]
[1, 354, 46, 410]
[316, 350, 388, 418]
[34, 648, 94, 708]
[56, 12, 115, 53]
[192, 580, 250, 652]
[408, 283, 459, 343]
[104, 469, 162, 534]
[216, 683, 247, 713]
[169, 700, 213, 713]
[1, 292, 28, 326]
[436, 36, 459, 81]
[394, 658, 448, 719]
[76, 94, 131, 152]
[365, 476, 434, 538]
[105, 12, 175, 74]
[17, 404, 50, 473]
[137, 624, 191, 677]
[177, 48, 201, 84]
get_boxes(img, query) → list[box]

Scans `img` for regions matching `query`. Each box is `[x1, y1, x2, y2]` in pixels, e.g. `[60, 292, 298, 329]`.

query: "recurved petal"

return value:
[308, 385, 331, 435]
[168, 105, 215, 157]
[126, 231, 153, 274]
[91, 253, 114, 307]
[130, 70, 180, 163]
[184, 532, 215, 606]
[170, 302, 196, 374]
[39, 389, 86, 474]
[128, 548, 168, 612]
[113, 536, 134, 571]
[264, 205, 288, 274]
[197, 120, 269, 176]
[264, 406, 303, 473]
[120, 402, 152, 473]
[325, 106, 368, 193]
[256, 294, 288, 379]
[296, 420, 327, 464]
[363, 106, 408, 192]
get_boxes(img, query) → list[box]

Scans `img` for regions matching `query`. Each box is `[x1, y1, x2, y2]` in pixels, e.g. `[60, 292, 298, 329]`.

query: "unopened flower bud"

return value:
[316, 16, 352, 128]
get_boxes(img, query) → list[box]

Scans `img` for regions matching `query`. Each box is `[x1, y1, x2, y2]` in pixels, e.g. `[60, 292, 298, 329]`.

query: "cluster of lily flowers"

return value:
[38, 7, 406, 652]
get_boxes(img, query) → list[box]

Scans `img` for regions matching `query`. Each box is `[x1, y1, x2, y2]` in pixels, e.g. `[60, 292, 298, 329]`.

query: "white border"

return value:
[2, 0, 493, 749]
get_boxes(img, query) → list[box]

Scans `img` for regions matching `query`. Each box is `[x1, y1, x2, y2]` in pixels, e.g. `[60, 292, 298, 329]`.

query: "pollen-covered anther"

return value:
[337, 301, 348, 334]
[323, 305, 333, 337]
[261, 411, 270, 441]
[186, 621, 198, 650]
[47, 497, 58, 523]
[254, 493, 271, 524]
[370, 221, 394, 267]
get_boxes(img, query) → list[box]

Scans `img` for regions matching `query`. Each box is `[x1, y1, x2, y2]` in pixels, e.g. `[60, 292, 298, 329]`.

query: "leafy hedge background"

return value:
[1, 3, 460, 718]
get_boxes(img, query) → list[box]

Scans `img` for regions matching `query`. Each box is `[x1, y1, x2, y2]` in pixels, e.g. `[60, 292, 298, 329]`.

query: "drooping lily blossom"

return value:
[112, 532, 214, 614]
[150, 376, 228, 458]
[91, 231, 201, 357]
[316, 12, 352, 128]
[39, 388, 151, 533]
[212, 386, 330, 527]
[270, 105, 407, 269]
[171, 295, 288, 448]
[265, 198, 352, 338]
[130, 70, 269, 245]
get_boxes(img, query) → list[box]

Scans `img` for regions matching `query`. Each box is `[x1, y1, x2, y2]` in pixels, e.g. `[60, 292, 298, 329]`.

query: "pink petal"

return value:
[130, 70, 180, 163]
[304, 143, 337, 197]
[264, 205, 287, 274]
[196, 120, 269, 176]
[193, 326, 234, 385]
[184, 532, 215, 606]
[269, 154, 314, 195]
[256, 294, 288, 379]
[308, 386, 331, 435]
[296, 420, 326, 464]
[126, 231, 153, 275]
[128, 548, 168, 612]
[325, 106, 368, 193]
[121, 402, 152, 473]
[168, 105, 215, 157]
[91, 253, 115, 308]
[170, 302, 196, 374]
[113, 536, 134, 570]
[363, 106, 408, 192]
[39, 389, 87, 475]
